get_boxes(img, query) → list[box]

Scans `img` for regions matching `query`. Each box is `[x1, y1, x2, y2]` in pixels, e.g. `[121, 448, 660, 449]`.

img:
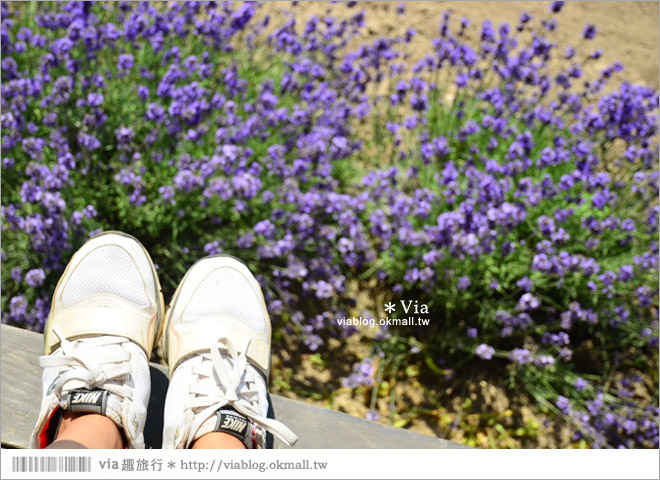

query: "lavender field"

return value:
[1, 1, 658, 448]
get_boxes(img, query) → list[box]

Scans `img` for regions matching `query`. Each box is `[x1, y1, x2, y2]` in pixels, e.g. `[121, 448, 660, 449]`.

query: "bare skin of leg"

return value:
[52, 412, 245, 449]
[192, 432, 246, 449]
[53, 412, 123, 449]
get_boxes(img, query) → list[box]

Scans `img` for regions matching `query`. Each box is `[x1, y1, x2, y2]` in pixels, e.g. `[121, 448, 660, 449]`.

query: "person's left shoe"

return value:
[30, 231, 164, 449]
[161, 255, 298, 449]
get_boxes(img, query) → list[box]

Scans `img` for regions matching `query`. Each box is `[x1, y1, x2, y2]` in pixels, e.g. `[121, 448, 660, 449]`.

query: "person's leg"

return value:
[161, 255, 298, 449]
[30, 232, 165, 449]
[46, 412, 123, 449]
[191, 432, 246, 449]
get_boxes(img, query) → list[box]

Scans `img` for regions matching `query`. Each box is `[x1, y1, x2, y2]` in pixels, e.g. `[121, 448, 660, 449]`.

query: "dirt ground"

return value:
[260, 2, 659, 447]
[262, 1, 659, 88]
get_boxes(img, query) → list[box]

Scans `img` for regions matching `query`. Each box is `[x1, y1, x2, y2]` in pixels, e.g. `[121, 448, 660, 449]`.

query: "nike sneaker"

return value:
[30, 231, 164, 449]
[161, 255, 298, 448]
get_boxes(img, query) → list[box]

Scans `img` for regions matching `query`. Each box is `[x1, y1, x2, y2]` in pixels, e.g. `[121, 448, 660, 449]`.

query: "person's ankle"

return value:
[191, 431, 247, 449]
[54, 412, 123, 449]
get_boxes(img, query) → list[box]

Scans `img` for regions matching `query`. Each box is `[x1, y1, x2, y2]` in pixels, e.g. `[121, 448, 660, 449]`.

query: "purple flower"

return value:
[581, 258, 601, 276]
[549, 1, 565, 13]
[146, 103, 165, 123]
[21, 137, 45, 161]
[535, 355, 556, 368]
[556, 395, 571, 414]
[117, 53, 134, 71]
[582, 24, 597, 40]
[254, 219, 276, 239]
[457, 276, 471, 290]
[78, 133, 101, 150]
[159, 185, 175, 205]
[83, 205, 97, 219]
[366, 410, 380, 421]
[532, 253, 553, 272]
[343, 358, 375, 388]
[410, 93, 427, 112]
[10, 267, 22, 283]
[467, 327, 478, 338]
[9, 295, 27, 317]
[87, 92, 104, 107]
[518, 293, 540, 311]
[574, 377, 589, 392]
[537, 215, 555, 235]
[314, 280, 333, 299]
[455, 72, 469, 89]
[519, 11, 532, 26]
[25, 268, 46, 287]
[115, 126, 134, 145]
[509, 348, 533, 365]
[51, 37, 73, 57]
[617, 264, 634, 282]
[475, 344, 495, 360]
[137, 86, 149, 101]
[517, 276, 533, 292]
[460, 17, 471, 30]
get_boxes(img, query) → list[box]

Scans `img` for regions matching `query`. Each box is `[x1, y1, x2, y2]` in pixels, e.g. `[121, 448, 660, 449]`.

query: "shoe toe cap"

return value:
[180, 259, 268, 336]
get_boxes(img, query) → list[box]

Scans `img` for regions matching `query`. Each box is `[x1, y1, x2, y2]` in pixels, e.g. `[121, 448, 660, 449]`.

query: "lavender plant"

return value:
[1, 1, 657, 448]
[350, 3, 659, 448]
[1, 1, 372, 349]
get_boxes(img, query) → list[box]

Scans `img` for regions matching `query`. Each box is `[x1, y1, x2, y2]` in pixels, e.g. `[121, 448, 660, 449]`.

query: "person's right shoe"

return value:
[161, 255, 298, 449]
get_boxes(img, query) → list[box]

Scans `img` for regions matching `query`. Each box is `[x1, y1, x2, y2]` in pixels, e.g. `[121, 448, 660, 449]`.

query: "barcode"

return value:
[11, 456, 91, 473]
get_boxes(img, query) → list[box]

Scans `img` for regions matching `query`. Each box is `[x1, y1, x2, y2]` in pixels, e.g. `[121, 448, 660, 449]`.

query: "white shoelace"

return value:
[185, 336, 298, 447]
[39, 327, 133, 401]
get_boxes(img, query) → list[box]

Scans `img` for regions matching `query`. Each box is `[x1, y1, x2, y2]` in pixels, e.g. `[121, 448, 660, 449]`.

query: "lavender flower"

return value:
[457, 276, 471, 290]
[617, 264, 634, 282]
[365, 410, 380, 421]
[582, 24, 597, 40]
[549, 2, 565, 13]
[25, 268, 46, 287]
[518, 293, 540, 311]
[556, 395, 571, 414]
[117, 53, 134, 71]
[574, 377, 589, 392]
[535, 355, 556, 368]
[87, 92, 104, 107]
[475, 344, 495, 360]
[343, 358, 375, 388]
[9, 295, 27, 317]
[509, 348, 533, 365]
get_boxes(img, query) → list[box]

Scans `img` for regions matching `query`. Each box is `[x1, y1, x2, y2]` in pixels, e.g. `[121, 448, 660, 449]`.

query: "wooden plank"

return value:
[1, 325, 42, 449]
[1, 324, 464, 449]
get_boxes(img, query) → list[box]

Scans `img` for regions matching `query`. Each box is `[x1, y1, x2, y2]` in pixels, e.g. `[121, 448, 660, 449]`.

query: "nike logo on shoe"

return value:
[72, 391, 103, 404]
[214, 409, 249, 437]
[66, 388, 108, 414]
[221, 416, 247, 433]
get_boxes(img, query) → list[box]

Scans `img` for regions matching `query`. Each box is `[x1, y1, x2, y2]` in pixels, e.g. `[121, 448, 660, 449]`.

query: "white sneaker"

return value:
[161, 255, 298, 448]
[30, 231, 164, 449]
